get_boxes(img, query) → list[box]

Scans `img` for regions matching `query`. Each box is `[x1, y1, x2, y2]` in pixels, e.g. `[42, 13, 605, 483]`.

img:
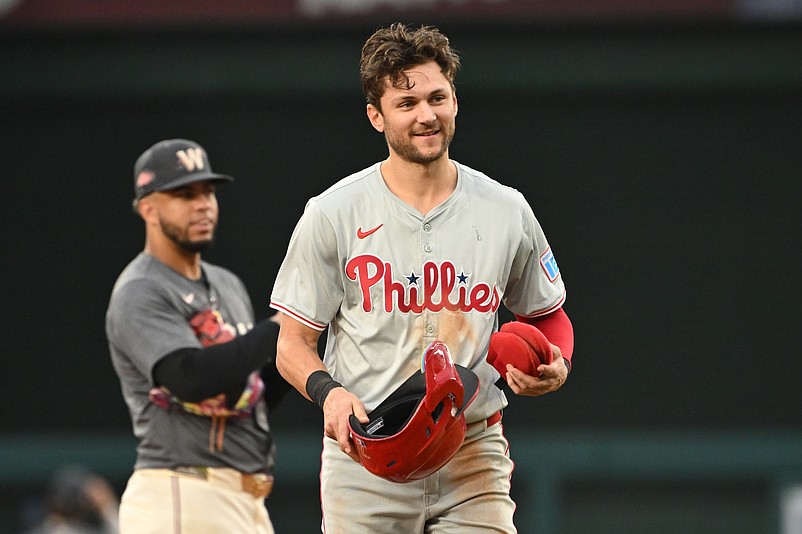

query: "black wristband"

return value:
[305, 370, 343, 409]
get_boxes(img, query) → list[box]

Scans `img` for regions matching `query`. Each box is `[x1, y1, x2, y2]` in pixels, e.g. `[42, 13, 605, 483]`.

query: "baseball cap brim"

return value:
[454, 365, 480, 415]
[153, 171, 234, 193]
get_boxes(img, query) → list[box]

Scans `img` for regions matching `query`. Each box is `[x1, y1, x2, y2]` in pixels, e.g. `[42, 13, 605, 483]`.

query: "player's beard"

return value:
[386, 122, 455, 165]
[159, 217, 214, 253]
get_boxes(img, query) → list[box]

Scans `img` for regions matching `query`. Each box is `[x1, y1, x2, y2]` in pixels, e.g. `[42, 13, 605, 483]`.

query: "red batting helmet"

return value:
[348, 340, 480, 483]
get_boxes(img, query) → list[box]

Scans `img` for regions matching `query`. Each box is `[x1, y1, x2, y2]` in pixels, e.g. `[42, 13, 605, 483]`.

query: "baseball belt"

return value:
[486, 411, 502, 427]
[171, 466, 273, 499]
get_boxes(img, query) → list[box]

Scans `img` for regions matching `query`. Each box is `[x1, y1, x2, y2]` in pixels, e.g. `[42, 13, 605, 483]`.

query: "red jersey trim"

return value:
[269, 302, 327, 331]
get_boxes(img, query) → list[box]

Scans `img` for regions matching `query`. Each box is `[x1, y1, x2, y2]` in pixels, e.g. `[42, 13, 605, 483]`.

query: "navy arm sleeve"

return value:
[153, 318, 283, 403]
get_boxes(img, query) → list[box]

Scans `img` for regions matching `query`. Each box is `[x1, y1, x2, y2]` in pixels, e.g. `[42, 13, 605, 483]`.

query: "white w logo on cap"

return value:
[176, 148, 205, 172]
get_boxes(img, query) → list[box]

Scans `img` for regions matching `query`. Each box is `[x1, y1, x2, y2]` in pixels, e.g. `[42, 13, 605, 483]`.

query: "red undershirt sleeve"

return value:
[515, 307, 574, 371]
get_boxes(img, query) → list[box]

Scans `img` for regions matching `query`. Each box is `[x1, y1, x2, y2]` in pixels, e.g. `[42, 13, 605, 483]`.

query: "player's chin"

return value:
[412, 145, 448, 164]
[180, 237, 214, 253]
[420, 136, 450, 157]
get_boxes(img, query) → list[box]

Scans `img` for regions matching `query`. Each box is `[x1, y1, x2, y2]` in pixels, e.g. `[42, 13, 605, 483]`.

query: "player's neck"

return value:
[144, 240, 203, 280]
[380, 156, 457, 216]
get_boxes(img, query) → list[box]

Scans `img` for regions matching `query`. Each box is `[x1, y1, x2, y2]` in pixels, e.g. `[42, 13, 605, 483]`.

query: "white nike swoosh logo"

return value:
[182, 293, 195, 304]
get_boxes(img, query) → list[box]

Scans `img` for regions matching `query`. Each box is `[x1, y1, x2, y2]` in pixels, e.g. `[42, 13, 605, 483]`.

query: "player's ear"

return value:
[367, 104, 385, 133]
[453, 92, 458, 116]
[137, 196, 156, 223]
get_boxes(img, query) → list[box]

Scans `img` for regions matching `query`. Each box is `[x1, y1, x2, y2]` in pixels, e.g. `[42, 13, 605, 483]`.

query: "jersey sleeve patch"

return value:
[540, 247, 560, 283]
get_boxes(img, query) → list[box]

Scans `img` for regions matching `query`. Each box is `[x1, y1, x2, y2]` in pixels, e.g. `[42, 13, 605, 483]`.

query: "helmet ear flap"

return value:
[423, 341, 464, 412]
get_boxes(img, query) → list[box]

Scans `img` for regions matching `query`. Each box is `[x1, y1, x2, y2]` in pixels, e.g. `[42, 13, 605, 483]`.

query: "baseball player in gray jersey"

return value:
[106, 139, 289, 534]
[270, 24, 575, 533]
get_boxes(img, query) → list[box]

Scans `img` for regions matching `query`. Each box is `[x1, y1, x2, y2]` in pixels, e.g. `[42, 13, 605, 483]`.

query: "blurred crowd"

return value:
[20, 465, 119, 534]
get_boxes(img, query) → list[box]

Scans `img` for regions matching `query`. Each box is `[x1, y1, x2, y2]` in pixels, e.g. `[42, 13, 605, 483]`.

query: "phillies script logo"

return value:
[346, 254, 501, 314]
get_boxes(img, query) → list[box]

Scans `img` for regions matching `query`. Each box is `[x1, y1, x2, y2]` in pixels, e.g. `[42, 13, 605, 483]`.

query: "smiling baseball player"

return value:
[270, 23, 574, 533]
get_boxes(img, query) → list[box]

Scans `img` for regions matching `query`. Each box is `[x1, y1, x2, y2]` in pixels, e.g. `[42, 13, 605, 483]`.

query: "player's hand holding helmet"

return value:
[348, 341, 479, 483]
[487, 321, 554, 378]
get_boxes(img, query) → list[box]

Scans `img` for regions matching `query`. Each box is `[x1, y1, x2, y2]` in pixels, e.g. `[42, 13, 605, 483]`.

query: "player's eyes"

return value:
[169, 189, 192, 199]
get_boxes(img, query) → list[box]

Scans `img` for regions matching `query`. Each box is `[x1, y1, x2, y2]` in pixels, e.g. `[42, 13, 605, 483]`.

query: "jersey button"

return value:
[423, 244, 432, 253]
[423, 223, 432, 232]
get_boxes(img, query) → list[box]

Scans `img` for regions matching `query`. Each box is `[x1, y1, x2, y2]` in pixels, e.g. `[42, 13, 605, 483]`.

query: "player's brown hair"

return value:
[360, 23, 461, 111]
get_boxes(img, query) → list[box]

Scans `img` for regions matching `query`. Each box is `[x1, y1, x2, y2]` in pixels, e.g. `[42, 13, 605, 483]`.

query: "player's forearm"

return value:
[276, 331, 327, 402]
[153, 318, 279, 401]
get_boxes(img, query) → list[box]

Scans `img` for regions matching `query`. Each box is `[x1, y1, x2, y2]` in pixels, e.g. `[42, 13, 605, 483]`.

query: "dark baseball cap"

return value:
[133, 138, 233, 201]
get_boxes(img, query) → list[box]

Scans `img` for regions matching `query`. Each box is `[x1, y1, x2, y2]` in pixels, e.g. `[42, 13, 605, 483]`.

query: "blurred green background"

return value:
[1, 2, 801, 532]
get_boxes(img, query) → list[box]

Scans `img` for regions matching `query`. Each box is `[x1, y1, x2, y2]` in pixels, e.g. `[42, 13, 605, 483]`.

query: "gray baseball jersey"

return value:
[106, 253, 274, 473]
[270, 161, 565, 423]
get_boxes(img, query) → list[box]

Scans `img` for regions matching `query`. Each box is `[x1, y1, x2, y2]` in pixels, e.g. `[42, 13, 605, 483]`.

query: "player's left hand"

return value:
[505, 344, 568, 397]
